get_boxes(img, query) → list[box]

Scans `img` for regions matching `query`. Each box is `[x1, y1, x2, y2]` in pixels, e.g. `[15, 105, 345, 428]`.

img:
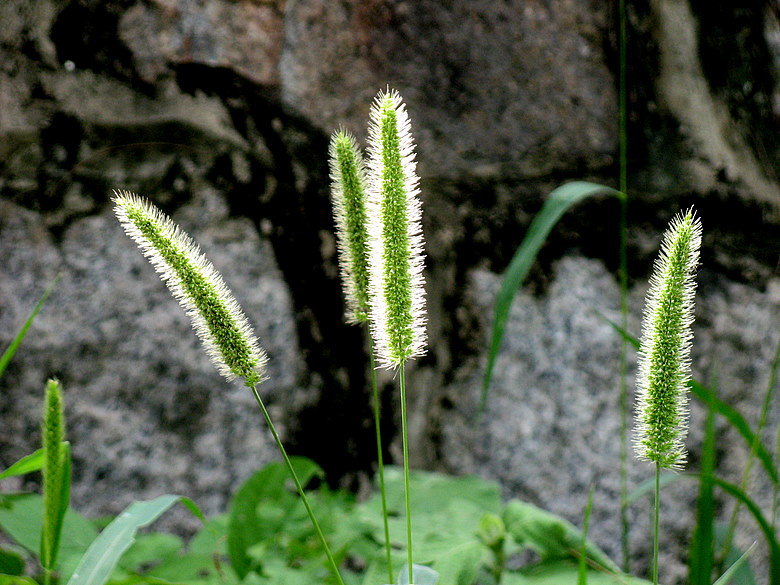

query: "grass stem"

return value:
[369, 334, 394, 584]
[248, 384, 345, 585]
[653, 463, 660, 585]
[399, 364, 414, 584]
[617, 0, 631, 572]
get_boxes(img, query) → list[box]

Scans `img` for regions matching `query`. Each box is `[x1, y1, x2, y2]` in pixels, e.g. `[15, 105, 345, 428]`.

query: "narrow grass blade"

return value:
[578, 486, 595, 585]
[702, 475, 780, 585]
[605, 319, 778, 484]
[481, 182, 622, 413]
[712, 541, 757, 585]
[0, 275, 59, 379]
[0, 449, 46, 481]
[688, 399, 715, 585]
[66, 495, 201, 585]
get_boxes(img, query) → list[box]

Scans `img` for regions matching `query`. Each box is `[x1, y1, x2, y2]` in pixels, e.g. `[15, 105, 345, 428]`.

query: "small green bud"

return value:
[634, 208, 702, 469]
[113, 190, 267, 387]
[329, 129, 371, 324]
[478, 513, 506, 549]
[366, 89, 427, 369]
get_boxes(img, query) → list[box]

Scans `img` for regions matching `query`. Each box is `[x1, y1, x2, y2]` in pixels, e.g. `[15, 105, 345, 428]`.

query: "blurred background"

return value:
[1, 1, 778, 582]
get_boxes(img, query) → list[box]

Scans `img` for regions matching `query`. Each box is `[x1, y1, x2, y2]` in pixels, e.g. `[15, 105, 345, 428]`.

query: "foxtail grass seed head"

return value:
[113, 190, 267, 387]
[366, 88, 427, 369]
[634, 208, 702, 469]
[329, 129, 371, 324]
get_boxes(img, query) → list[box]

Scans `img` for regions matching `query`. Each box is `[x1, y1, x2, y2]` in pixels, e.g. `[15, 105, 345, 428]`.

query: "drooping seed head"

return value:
[329, 129, 371, 324]
[365, 88, 427, 369]
[634, 208, 702, 469]
[113, 190, 267, 387]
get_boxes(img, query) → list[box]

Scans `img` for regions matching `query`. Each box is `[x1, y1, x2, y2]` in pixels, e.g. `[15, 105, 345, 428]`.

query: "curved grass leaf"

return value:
[605, 319, 778, 485]
[0, 450, 45, 481]
[481, 182, 622, 413]
[0, 275, 59, 380]
[712, 540, 757, 585]
[703, 475, 779, 585]
[689, 402, 715, 585]
[66, 495, 201, 585]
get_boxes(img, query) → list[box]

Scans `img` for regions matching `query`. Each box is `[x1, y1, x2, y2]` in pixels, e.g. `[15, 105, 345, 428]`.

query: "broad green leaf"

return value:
[606, 320, 778, 484]
[0, 450, 45, 481]
[0, 576, 38, 585]
[145, 552, 227, 584]
[0, 550, 24, 576]
[118, 532, 183, 571]
[397, 563, 440, 585]
[227, 457, 323, 579]
[503, 500, 618, 573]
[481, 182, 622, 413]
[0, 494, 96, 559]
[0, 275, 59, 379]
[66, 495, 197, 585]
[504, 560, 651, 585]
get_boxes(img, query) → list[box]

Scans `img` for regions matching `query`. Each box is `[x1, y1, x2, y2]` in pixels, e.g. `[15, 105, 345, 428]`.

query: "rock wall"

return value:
[1, 0, 778, 581]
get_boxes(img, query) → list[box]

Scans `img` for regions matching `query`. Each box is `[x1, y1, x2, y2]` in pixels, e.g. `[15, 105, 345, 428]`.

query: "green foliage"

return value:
[0, 276, 58, 380]
[66, 495, 201, 585]
[41, 380, 70, 579]
[481, 181, 623, 413]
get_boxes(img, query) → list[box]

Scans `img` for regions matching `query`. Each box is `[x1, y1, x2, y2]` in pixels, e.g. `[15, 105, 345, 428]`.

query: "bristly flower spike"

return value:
[329, 129, 372, 324]
[112, 190, 267, 387]
[366, 88, 427, 369]
[634, 207, 702, 470]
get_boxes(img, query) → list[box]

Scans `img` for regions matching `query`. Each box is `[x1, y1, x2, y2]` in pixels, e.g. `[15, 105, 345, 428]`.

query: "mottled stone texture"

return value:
[1, 0, 778, 581]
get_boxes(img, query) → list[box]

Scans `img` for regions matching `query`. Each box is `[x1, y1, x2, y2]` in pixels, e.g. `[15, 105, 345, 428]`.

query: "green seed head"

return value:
[41, 378, 66, 569]
[634, 208, 702, 469]
[113, 190, 267, 387]
[329, 129, 371, 324]
[366, 88, 427, 369]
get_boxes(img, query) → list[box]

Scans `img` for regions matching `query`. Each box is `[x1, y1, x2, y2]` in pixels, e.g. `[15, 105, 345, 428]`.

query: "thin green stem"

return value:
[653, 463, 660, 585]
[617, 0, 630, 572]
[369, 333, 394, 584]
[248, 384, 345, 585]
[399, 364, 414, 584]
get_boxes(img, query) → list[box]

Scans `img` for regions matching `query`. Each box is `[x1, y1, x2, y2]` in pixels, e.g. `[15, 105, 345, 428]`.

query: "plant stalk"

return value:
[369, 334, 394, 584]
[618, 0, 631, 572]
[653, 463, 661, 585]
[249, 384, 345, 585]
[399, 364, 414, 584]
